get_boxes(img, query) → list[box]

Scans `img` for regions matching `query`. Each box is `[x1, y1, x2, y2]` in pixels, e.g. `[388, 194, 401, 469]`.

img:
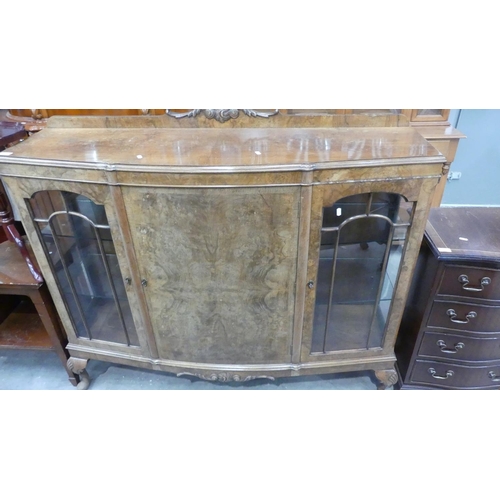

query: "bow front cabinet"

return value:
[0, 118, 444, 388]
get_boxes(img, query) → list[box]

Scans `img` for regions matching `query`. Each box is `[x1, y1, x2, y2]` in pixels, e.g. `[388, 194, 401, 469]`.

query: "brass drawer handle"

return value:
[488, 371, 500, 382]
[447, 309, 477, 324]
[458, 274, 491, 292]
[437, 340, 464, 354]
[428, 368, 454, 380]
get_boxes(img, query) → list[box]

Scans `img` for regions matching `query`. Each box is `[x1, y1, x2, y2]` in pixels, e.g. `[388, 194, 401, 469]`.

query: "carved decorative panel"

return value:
[165, 109, 279, 122]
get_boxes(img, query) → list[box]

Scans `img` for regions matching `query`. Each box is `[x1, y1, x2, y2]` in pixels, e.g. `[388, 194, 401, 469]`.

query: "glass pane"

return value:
[312, 193, 412, 353]
[29, 191, 139, 346]
[416, 109, 443, 116]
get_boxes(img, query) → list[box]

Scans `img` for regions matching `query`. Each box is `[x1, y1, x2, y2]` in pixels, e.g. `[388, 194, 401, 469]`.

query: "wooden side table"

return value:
[0, 186, 77, 386]
[0, 121, 27, 150]
[0, 241, 78, 385]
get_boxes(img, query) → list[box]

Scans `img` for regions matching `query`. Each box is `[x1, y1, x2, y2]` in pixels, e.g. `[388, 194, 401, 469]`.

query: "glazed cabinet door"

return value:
[121, 185, 301, 365]
[399, 109, 450, 124]
[301, 178, 435, 363]
[2, 178, 150, 356]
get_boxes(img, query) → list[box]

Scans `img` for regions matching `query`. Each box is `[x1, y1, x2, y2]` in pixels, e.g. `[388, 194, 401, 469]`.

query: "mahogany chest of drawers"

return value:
[396, 207, 500, 389]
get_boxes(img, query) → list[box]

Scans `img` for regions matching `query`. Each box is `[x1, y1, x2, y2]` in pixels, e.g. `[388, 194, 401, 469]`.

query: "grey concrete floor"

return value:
[0, 348, 383, 390]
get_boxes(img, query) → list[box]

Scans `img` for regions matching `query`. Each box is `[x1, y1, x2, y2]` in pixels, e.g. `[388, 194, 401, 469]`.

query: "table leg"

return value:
[28, 285, 79, 386]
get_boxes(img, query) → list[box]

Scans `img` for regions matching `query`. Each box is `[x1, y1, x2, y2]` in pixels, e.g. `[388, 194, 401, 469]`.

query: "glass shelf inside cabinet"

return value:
[311, 193, 413, 354]
[28, 191, 139, 346]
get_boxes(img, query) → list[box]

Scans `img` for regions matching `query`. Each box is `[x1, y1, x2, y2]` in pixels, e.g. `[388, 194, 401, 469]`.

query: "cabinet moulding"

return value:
[176, 372, 276, 382]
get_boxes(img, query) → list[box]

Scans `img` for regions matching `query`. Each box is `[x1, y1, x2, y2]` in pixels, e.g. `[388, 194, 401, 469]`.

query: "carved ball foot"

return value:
[67, 357, 90, 390]
[76, 370, 90, 390]
[374, 368, 398, 390]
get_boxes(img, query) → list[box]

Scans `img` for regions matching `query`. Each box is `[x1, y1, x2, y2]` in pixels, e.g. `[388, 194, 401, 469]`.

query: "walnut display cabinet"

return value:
[0, 114, 445, 389]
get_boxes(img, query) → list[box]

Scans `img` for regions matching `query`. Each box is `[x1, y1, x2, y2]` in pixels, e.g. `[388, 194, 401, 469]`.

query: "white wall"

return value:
[442, 109, 500, 206]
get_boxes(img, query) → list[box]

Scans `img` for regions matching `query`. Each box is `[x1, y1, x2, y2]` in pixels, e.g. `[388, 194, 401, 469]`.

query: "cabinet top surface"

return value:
[0, 126, 444, 170]
[426, 207, 500, 262]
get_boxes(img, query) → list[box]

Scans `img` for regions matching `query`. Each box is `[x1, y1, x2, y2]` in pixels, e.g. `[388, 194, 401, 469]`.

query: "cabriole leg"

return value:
[374, 368, 398, 390]
[67, 357, 90, 390]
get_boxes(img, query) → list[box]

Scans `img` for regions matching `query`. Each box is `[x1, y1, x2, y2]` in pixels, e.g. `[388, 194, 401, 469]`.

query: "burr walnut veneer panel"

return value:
[123, 186, 300, 364]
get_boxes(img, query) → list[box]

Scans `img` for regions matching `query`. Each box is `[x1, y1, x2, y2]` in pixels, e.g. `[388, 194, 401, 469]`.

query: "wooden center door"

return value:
[122, 185, 300, 365]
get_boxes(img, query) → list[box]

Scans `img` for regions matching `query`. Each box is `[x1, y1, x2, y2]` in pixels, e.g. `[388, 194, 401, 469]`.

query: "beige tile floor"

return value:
[0, 349, 382, 390]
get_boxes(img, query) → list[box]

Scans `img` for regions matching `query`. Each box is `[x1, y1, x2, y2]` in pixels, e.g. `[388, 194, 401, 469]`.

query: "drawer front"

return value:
[439, 266, 500, 301]
[418, 331, 500, 362]
[410, 360, 500, 389]
[428, 301, 500, 332]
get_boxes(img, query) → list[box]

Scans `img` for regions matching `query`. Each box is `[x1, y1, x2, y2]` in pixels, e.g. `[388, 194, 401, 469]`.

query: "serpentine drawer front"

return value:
[410, 360, 500, 389]
[427, 301, 500, 333]
[396, 207, 500, 389]
[0, 115, 445, 389]
[438, 265, 500, 301]
[418, 331, 500, 363]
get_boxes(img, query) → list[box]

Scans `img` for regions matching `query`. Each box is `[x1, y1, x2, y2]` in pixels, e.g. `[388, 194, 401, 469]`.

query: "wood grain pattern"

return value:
[3, 126, 442, 169]
[7, 108, 455, 130]
[0, 299, 53, 349]
[123, 186, 300, 364]
[0, 118, 446, 386]
[6, 110, 464, 207]
[426, 207, 500, 261]
[41, 113, 410, 129]
[0, 240, 40, 286]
